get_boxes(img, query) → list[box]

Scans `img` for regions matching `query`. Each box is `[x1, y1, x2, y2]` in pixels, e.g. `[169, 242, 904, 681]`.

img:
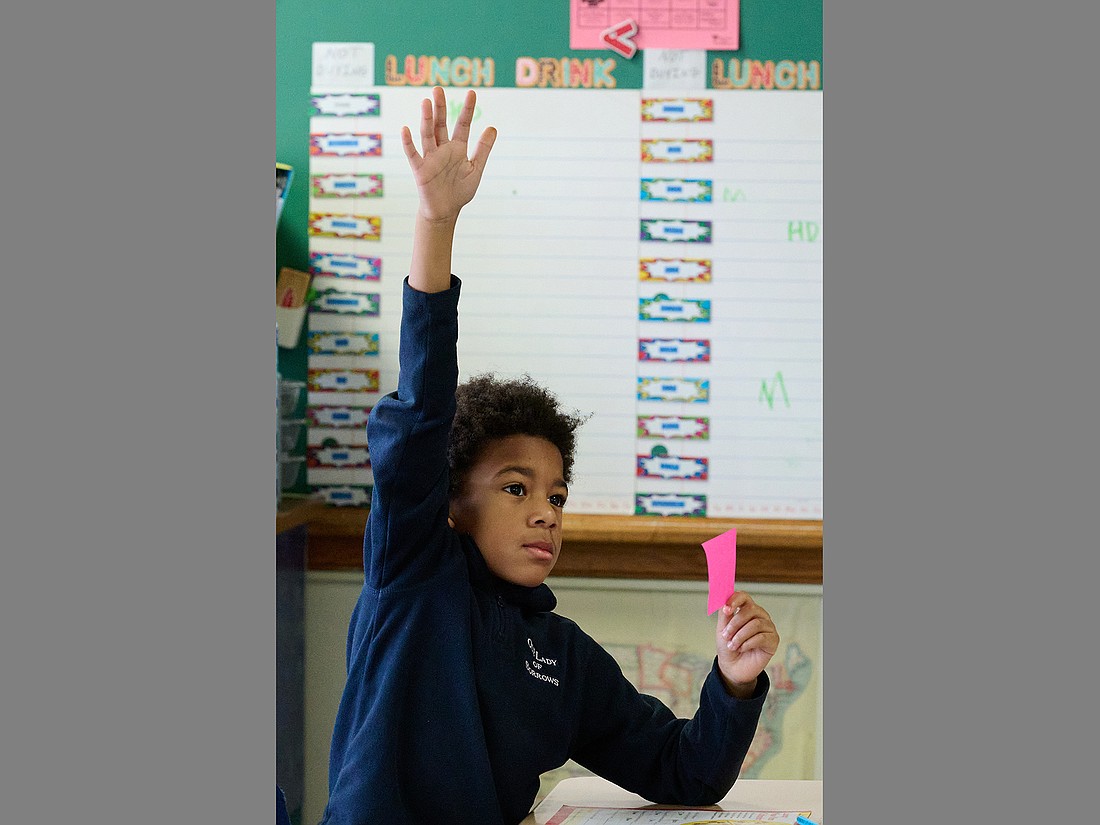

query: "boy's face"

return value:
[449, 434, 568, 588]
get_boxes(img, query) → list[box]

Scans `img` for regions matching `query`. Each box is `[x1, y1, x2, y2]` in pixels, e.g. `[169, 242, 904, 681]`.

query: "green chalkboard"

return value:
[275, 0, 822, 498]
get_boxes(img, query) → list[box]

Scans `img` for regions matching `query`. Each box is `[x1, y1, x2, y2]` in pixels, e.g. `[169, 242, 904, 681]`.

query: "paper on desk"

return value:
[702, 527, 737, 615]
[545, 806, 812, 824]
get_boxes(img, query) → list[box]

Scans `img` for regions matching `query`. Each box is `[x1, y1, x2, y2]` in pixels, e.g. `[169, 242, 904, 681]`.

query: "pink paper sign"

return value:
[570, 0, 741, 52]
[701, 527, 737, 615]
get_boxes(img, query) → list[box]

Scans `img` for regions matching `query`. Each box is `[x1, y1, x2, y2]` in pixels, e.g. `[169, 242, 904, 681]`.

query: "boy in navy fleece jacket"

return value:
[321, 87, 780, 825]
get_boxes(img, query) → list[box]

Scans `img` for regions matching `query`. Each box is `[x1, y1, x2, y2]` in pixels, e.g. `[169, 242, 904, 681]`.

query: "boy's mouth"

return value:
[523, 541, 555, 561]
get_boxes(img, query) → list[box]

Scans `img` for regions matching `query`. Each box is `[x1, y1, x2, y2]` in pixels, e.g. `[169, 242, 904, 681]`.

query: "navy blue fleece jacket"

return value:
[321, 278, 768, 825]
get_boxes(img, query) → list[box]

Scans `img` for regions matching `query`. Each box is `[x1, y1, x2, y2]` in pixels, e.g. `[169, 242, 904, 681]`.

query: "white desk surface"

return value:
[524, 777, 823, 824]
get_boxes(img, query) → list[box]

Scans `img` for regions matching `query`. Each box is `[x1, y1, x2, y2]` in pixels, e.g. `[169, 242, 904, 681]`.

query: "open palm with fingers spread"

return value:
[400, 86, 497, 224]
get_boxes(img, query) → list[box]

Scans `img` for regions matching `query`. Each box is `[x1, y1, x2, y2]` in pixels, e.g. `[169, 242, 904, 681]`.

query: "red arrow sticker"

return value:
[601, 18, 638, 59]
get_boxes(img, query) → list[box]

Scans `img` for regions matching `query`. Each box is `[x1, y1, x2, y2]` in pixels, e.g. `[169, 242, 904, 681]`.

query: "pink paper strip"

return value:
[702, 527, 737, 615]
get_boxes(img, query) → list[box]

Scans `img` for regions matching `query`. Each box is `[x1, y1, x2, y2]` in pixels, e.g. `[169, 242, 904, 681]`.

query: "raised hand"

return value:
[400, 86, 497, 224]
[715, 592, 780, 699]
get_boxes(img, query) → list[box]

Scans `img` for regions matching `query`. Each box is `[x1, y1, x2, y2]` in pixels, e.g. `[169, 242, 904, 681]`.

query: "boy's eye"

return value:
[549, 494, 567, 508]
[503, 483, 526, 496]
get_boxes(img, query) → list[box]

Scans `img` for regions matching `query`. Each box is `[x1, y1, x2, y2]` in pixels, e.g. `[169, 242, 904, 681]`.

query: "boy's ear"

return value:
[448, 489, 462, 529]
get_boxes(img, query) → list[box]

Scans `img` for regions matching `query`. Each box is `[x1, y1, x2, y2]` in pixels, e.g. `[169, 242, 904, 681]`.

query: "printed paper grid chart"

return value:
[304, 87, 821, 518]
[570, 0, 740, 51]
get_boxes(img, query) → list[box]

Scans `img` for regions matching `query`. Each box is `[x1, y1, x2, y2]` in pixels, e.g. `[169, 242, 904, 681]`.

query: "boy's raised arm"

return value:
[400, 86, 497, 294]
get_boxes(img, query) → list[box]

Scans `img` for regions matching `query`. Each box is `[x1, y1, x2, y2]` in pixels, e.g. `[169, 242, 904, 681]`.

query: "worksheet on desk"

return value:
[545, 807, 812, 825]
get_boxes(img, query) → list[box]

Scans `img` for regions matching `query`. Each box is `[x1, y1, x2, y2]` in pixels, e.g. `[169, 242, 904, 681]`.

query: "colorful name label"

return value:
[637, 450, 709, 480]
[307, 406, 372, 428]
[308, 445, 371, 469]
[638, 295, 711, 322]
[637, 377, 710, 403]
[312, 485, 373, 507]
[309, 252, 381, 280]
[635, 493, 708, 517]
[307, 330, 379, 356]
[310, 174, 383, 198]
[638, 338, 711, 363]
[310, 93, 380, 117]
[639, 258, 712, 282]
[640, 178, 713, 202]
[641, 98, 714, 122]
[641, 219, 712, 243]
[309, 133, 382, 157]
[309, 289, 380, 316]
[307, 368, 380, 393]
[641, 139, 713, 163]
[636, 415, 710, 439]
[307, 213, 381, 240]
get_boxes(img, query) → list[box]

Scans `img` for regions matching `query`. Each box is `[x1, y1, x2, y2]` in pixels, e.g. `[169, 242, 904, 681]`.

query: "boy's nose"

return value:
[529, 506, 557, 528]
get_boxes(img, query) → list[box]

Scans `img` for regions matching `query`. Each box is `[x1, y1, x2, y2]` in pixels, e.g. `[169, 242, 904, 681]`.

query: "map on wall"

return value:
[537, 639, 812, 792]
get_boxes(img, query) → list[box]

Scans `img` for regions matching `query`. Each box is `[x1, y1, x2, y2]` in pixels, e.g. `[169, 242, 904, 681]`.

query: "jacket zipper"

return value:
[495, 595, 506, 643]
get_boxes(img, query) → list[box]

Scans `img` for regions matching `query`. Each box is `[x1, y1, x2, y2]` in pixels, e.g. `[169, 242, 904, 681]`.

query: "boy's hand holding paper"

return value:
[703, 527, 781, 697]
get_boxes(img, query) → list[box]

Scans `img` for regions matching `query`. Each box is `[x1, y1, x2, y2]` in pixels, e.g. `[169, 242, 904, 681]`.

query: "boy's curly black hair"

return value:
[448, 373, 588, 494]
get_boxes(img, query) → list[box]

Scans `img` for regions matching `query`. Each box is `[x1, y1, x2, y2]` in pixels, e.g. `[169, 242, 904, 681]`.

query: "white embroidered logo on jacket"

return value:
[525, 638, 560, 687]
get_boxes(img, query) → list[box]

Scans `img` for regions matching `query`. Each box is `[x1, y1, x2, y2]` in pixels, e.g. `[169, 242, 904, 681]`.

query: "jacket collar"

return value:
[461, 534, 557, 613]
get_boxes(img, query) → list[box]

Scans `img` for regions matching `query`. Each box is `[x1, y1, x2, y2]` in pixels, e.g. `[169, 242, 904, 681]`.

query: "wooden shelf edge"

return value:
[276, 498, 329, 535]
[293, 506, 822, 584]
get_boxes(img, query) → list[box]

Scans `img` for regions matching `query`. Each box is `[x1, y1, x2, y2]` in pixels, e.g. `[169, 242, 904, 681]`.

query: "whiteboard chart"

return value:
[305, 87, 821, 519]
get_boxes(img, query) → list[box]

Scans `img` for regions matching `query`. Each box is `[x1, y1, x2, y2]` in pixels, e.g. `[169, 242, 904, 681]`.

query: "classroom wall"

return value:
[303, 572, 822, 825]
[281, 7, 825, 821]
[277, 2, 824, 509]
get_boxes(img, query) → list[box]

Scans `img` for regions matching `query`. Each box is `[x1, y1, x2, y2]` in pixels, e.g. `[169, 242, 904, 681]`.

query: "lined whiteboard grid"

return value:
[305, 88, 821, 518]
[453, 89, 642, 510]
[305, 88, 638, 496]
[632, 90, 820, 517]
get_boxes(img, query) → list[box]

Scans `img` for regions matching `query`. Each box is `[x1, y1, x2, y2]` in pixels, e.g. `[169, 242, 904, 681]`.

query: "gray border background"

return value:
[826, 1, 1098, 823]
[2, 1, 1098, 823]
[0, 1, 274, 822]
